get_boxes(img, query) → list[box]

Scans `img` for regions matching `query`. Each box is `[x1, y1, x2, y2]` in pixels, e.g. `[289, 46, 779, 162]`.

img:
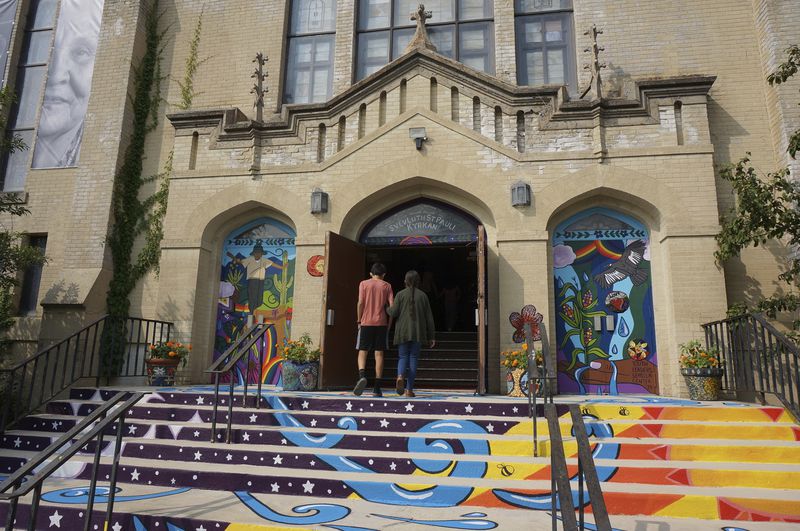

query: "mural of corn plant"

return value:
[557, 281, 608, 370]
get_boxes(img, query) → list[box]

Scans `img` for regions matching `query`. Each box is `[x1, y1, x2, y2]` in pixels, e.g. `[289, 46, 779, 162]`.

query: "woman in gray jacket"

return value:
[387, 270, 436, 397]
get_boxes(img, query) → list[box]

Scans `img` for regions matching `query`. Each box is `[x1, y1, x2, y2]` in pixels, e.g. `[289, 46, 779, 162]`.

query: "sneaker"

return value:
[395, 376, 405, 395]
[373, 387, 383, 397]
[353, 377, 368, 396]
[404, 390, 416, 398]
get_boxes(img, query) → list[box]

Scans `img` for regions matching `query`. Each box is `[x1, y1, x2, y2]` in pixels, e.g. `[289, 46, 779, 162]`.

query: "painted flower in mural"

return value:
[627, 340, 649, 360]
[552, 244, 576, 268]
[509, 305, 543, 343]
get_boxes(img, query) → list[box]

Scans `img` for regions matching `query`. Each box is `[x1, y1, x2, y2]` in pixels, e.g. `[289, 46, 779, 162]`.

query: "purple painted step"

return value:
[45, 400, 534, 434]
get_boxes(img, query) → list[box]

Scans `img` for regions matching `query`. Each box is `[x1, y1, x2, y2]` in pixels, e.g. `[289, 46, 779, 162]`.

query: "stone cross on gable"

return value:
[581, 25, 606, 100]
[403, 4, 437, 54]
[251, 52, 268, 122]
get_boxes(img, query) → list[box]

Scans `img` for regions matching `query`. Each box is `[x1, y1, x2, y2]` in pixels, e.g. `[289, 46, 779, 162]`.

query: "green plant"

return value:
[678, 340, 721, 370]
[147, 340, 191, 367]
[500, 344, 542, 370]
[282, 333, 320, 364]
[558, 282, 607, 369]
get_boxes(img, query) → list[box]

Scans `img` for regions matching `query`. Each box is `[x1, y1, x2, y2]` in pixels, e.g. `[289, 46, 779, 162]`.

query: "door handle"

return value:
[326, 309, 335, 326]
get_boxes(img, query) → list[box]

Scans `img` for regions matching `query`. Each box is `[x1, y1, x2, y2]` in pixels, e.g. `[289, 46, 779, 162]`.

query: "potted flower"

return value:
[679, 340, 724, 400]
[281, 333, 320, 391]
[146, 341, 190, 385]
[501, 344, 543, 397]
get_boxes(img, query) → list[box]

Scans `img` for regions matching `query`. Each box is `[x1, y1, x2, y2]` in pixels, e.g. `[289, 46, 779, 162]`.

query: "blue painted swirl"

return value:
[235, 491, 350, 524]
[41, 486, 190, 504]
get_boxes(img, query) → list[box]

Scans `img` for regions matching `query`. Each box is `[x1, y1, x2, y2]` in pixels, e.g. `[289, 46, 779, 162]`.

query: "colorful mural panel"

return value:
[552, 208, 658, 395]
[215, 218, 296, 385]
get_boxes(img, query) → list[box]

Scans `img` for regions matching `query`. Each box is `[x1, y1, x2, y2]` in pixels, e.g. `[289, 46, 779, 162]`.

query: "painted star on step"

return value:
[512, 406, 518, 413]
[270, 482, 280, 492]
[130, 469, 140, 481]
[309, 460, 316, 467]
[465, 404, 473, 413]
[242, 432, 250, 441]
[345, 402, 353, 411]
[404, 403, 414, 412]
[193, 430, 200, 438]
[302, 480, 315, 493]
[196, 526, 207, 531]
[486, 424, 494, 433]
[281, 438, 287, 445]
[13, 437, 21, 448]
[389, 462, 397, 471]
[273, 454, 283, 465]
[301, 401, 309, 409]
[195, 396, 205, 405]
[193, 451, 202, 461]
[128, 425, 138, 435]
[309, 419, 317, 427]
[52, 421, 59, 430]
[111, 523, 122, 531]
[170, 478, 176, 485]
[48, 510, 63, 528]
[225, 453, 233, 461]
[379, 419, 389, 428]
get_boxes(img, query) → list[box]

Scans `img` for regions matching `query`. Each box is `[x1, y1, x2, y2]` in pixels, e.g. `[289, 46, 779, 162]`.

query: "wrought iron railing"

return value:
[206, 324, 270, 443]
[703, 313, 799, 418]
[0, 391, 145, 531]
[0, 315, 171, 433]
[525, 322, 610, 530]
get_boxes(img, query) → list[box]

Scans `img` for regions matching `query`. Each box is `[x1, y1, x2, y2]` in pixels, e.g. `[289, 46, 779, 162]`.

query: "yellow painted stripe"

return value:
[669, 443, 800, 464]
[687, 469, 800, 490]
[654, 495, 720, 519]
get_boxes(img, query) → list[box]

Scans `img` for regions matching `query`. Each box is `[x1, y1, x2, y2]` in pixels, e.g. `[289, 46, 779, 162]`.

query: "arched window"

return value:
[284, 0, 337, 104]
[356, 0, 495, 80]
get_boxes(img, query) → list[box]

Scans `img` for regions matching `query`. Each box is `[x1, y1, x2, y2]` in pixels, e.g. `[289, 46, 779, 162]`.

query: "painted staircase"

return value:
[0, 388, 799, 530]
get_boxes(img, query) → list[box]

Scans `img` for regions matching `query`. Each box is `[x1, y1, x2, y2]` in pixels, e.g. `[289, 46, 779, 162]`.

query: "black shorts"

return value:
[356, 325, 388, 352]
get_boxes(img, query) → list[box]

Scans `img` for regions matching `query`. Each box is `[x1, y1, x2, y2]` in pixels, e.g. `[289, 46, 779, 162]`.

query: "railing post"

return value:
[25, 483, 43, 531]
[211, 372, 220, 443]
[226, 369, 235, 444]
[256, 329, 265, 409]
[103, 413, 127, 530]
[4, 480, 22, 531]
[84, 422, 106, 529]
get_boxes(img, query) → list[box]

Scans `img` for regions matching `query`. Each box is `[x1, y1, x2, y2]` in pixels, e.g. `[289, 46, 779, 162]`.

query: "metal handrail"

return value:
[0, 391, 145, 531]
[703, 312, 799, 419]
[206, 324, 269, 443]
[525, 323, 557, 457]
[544, 402, 577, 530]
[0, 315, 172, 434]
[568, 405, 612, 531]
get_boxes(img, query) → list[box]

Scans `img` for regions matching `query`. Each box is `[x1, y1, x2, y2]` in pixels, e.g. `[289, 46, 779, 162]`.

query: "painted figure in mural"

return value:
[354, 263, 394, 397]
[33, 0, 104, 168]
[227, 244, 285, 315]
[388, 270, 436, 397]
[593, 240, 648, 288]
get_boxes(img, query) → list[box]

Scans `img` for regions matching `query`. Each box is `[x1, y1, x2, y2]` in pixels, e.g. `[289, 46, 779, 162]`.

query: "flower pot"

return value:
[506, 368, 526, 397]
[282, 360, 319, 391]
[681, 367, 724, 401]
[146, 358, 181, 386]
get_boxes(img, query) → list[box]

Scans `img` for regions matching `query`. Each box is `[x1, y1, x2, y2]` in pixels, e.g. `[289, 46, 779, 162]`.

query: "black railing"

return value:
[0, 391, 145, 531]
[703, 313, 799, 418]
[0, 315, 172, 434]
[525, 322, 610, 530]
[206, 324, 269, 443]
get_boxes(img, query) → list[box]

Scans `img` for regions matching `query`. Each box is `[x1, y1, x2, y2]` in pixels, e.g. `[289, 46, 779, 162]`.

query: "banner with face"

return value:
[32, 0, 104, 168]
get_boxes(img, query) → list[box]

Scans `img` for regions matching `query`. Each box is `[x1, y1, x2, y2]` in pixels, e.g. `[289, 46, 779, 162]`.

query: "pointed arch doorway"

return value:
[320, 199, 488, 393]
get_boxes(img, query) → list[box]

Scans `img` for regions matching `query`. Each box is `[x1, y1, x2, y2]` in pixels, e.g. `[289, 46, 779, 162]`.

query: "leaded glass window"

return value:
[284, 0, 337, 104]
[356, 0, 494, 80]
[515, 0, 575, 90]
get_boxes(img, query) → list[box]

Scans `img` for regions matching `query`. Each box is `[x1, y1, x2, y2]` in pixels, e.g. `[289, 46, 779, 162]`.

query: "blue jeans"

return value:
[397, 341, 422, 391]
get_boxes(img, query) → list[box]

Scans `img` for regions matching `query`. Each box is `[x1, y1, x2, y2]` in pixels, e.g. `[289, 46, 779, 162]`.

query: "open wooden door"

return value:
[477, 225, 487, 395]
[319, 232, 366, 389]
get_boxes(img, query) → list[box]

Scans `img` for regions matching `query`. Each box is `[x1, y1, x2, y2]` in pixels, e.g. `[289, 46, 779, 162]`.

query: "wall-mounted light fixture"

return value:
[409, 127, 427, 150]
[311, 188, 329, 214]
[511, 181, 531, 207]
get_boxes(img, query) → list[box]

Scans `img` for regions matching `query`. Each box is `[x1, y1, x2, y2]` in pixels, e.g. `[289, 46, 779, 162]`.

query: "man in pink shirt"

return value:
[354, 263, 394, 396]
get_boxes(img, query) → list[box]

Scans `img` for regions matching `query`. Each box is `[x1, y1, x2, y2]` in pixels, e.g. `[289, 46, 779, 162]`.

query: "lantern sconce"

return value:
[311, 188, 329, 214]
[409, 127, 427, 150]
[511, 181, 531, 207]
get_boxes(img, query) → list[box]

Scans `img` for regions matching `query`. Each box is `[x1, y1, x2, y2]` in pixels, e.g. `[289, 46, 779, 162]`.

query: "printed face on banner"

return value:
[33, 0, 104, 168]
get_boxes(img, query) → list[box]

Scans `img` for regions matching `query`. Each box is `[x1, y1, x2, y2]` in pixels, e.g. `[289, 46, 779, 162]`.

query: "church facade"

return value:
[1, 0, 797, 396]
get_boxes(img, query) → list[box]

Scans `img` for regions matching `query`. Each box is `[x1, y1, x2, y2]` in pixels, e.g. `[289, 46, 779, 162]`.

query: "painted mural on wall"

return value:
[215, 218, 296, 385]
[32, 0, 105, 168]
[552, 208, 659, 395]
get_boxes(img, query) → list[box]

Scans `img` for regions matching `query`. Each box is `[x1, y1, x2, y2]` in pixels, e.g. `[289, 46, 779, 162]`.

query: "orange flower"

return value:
[512, 359, 518, 367]
[188, 344, 192, 351]
[521, 343, 528, 351]
[168, 351, 177, 357]
[149, 345, 156, 350]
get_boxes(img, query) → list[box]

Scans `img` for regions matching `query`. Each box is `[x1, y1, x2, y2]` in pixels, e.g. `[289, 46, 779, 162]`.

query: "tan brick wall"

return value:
[4, 0, 793, 398]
